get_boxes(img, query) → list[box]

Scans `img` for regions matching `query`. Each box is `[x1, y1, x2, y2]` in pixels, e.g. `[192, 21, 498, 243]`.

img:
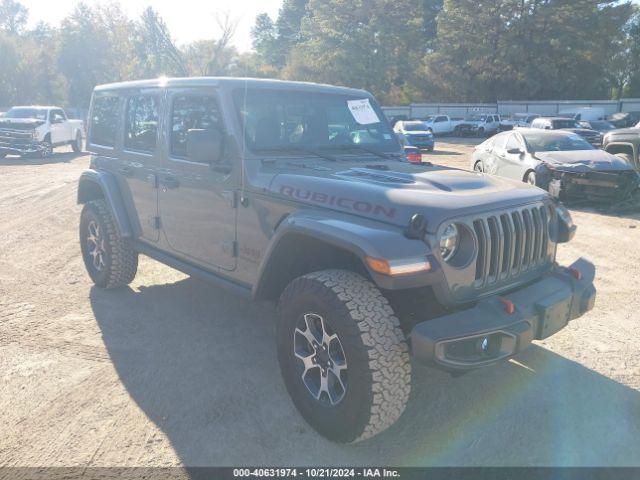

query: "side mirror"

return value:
[187, 129, 223, 164]
[507, 148, 523, 155]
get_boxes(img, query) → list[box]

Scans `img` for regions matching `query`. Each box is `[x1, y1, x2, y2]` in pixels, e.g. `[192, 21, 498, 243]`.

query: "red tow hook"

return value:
[568, 267, 582, 280]
[499, 297, 516, 315]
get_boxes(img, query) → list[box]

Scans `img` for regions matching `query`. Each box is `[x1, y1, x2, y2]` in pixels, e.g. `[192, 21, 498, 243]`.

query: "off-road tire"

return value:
[615, 152, 634, 167]
[277, 269, 411, 443]
[72, 132, 83, 153]
[80, 199, 138, 288]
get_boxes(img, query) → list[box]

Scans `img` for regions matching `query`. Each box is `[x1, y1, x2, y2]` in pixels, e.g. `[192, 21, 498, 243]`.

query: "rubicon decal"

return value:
[279, 186, 396, 219]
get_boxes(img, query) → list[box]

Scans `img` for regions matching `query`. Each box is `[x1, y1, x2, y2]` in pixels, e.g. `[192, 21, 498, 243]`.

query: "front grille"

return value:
[472, 204, 551, 288]
[0, 128, 33, 140]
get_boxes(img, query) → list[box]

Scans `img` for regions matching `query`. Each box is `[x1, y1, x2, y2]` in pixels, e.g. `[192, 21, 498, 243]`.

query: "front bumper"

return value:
[547, 170, 639, 202]
[410, 258, 596, 371]
[406, 137, 434, 149]
[0, 138, 41, 155]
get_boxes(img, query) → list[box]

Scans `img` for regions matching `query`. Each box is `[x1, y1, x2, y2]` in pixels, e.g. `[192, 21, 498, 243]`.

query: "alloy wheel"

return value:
[293, 313, 348, 406]
[86, 220, 106, 271]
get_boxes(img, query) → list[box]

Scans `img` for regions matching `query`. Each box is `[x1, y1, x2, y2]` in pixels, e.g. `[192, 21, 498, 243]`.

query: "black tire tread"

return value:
[82, 199, 138, 288]
[279, 269, 411, 442]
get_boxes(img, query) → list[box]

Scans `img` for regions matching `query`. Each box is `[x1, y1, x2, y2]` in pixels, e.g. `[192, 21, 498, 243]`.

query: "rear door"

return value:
[118, 90, 163, 243]
[158, 88, 237, 271]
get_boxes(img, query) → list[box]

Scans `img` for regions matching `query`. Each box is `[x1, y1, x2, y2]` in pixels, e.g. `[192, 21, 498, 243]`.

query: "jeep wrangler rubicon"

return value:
[78, 78, 596, 443]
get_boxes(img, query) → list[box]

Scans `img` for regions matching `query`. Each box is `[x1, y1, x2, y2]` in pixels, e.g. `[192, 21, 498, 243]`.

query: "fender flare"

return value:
[77, 170, 133, 238]
[252, 209, 438, 299]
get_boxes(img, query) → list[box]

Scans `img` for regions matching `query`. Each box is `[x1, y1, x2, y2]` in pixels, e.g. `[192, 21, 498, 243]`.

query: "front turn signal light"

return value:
[365, 256, 432, 276]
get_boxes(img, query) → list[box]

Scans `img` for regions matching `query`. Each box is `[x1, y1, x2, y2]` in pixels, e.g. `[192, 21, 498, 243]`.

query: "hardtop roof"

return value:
[93, 77, 370, 97]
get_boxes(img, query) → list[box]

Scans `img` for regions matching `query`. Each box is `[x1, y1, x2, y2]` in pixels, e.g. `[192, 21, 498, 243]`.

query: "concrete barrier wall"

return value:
[383, 99, 640, 119]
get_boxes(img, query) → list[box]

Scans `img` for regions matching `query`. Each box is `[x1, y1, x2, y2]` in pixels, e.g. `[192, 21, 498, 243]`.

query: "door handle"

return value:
[118, 166, 133, 177]
[161, 176, 179, 189]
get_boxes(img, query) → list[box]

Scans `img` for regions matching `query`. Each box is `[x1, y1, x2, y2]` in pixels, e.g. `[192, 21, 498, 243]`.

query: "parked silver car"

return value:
[471, 129, 639, 201]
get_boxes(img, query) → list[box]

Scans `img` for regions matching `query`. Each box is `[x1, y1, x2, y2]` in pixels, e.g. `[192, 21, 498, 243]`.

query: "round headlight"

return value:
[440, 223, 459, 262]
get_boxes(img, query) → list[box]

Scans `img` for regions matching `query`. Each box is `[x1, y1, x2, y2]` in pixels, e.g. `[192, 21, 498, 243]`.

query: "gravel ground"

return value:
[0, 140, 639, 467]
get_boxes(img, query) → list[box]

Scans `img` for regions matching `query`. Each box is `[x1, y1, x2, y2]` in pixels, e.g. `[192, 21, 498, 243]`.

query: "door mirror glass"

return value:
[507, 147, 523, 155]
[187, 129, 223, 164]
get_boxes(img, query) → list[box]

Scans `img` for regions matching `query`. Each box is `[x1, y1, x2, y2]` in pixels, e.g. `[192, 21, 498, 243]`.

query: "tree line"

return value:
[1, 0, 639, 109]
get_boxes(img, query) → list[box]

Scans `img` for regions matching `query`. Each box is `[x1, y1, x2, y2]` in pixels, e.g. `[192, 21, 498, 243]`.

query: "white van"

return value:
[558, 107, 605, 122]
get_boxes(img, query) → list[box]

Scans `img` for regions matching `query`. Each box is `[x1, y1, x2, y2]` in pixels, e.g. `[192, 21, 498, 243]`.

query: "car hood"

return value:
[268, 162, 548, 230]
[565, 128, 599, 136]
[606, 127, 640, 135]
[0, 118, 44, 129]
[534, 150, 633, 172]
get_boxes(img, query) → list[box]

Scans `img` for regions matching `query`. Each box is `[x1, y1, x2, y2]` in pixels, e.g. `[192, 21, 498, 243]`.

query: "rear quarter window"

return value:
[90, 95, 121, 147]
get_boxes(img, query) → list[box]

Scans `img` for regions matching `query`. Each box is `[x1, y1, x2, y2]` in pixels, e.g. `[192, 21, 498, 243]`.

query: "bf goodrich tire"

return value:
[80, 199, 138, 288]
[277, 269, 411, 443]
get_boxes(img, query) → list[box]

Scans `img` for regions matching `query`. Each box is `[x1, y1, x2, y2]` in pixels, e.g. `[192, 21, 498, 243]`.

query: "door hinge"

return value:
[222, 240, 239, 257]
[222, 190, 238, 208]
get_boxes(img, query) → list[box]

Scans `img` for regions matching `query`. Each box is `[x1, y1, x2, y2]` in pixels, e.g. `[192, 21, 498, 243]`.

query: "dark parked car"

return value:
[472, 129, 639, 201]
[608, 111, 640, 129]
[393, 120, 435, 151]
[603, 126, 640, 172]
[578, 120, 616, 135]
[78, 77, 595, 443]
[530, 117, 603, 147]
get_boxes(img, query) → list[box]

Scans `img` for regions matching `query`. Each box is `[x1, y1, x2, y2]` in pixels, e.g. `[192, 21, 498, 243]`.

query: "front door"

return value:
[499, 133, 527, 179]
[49, 109, 67, 144]
[158, 88, 237, 271]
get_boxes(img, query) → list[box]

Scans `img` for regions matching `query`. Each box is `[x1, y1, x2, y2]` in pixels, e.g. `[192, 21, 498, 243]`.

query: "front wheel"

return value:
[277, 270, 411, 443]
[39, 139, 53, 158]
[80, 199, 138, 288]
[72, 132, 83, 152]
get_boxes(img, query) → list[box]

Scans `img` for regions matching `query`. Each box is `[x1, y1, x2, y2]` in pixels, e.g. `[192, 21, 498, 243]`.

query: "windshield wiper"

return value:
[330, 144, 400, 160]
[254, 146, 336, 162]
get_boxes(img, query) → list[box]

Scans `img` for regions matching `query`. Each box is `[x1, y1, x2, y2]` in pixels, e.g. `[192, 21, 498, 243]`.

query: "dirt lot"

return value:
[1, 139, 639, 467]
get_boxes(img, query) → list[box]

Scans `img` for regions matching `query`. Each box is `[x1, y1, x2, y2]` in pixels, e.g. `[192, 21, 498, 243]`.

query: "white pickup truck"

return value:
[422, 114, 464, 135]
[0, 106, 84, 158]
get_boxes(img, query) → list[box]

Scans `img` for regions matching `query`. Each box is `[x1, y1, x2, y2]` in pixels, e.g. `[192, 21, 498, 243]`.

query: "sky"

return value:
[19, 0, 283, 52]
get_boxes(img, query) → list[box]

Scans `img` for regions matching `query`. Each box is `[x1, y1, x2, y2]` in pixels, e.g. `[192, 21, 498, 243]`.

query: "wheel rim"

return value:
[86, 220, 106, 271]
[41, 142, 52, 157]
[293, 313, 347, 406]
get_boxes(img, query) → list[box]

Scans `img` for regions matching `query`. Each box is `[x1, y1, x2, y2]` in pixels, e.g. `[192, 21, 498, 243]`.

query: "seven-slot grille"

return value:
[472, 204, 551, 287]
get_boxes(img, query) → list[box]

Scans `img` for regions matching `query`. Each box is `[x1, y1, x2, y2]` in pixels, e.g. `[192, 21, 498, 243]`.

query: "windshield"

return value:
[233, 89, 399, 154]
[551, 119, 580, 129]
[522, 132, 594, 152]
[403, 122, 429, 131]
[4, 108, 47, 120]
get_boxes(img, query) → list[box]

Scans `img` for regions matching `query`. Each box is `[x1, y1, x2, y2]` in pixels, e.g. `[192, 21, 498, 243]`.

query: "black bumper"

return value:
[410, 258, 596, 371]
[547, 171, 639, 202]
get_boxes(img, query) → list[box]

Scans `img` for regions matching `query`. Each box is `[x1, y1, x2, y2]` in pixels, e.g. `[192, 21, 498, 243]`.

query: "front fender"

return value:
[253, 209, 441, 297]
[77, 169, 133, 238]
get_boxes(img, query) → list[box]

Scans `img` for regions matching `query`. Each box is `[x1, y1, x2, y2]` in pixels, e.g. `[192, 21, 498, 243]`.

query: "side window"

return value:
[505, 134, 521, 151]
[170, 94, 223, 159]
[492, 134, 508, 151]
[125, 95, 159, 153]
[90, 95, 120, 147]
[435, 116, 446, 123]
[51, 109, 66, 122]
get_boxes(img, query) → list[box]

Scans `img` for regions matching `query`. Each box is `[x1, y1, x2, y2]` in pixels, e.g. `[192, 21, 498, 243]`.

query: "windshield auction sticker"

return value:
[347, 99, 380, 125]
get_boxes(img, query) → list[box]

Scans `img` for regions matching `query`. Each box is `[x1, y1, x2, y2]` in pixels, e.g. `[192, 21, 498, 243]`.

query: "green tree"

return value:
[0, 0, 28, 34]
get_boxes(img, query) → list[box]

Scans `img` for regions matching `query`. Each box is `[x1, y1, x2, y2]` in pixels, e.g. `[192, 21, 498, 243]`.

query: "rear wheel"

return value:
[80, 199, 138, 288]
[72, 132, 83, 152]
[277, 269, 411, 443]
